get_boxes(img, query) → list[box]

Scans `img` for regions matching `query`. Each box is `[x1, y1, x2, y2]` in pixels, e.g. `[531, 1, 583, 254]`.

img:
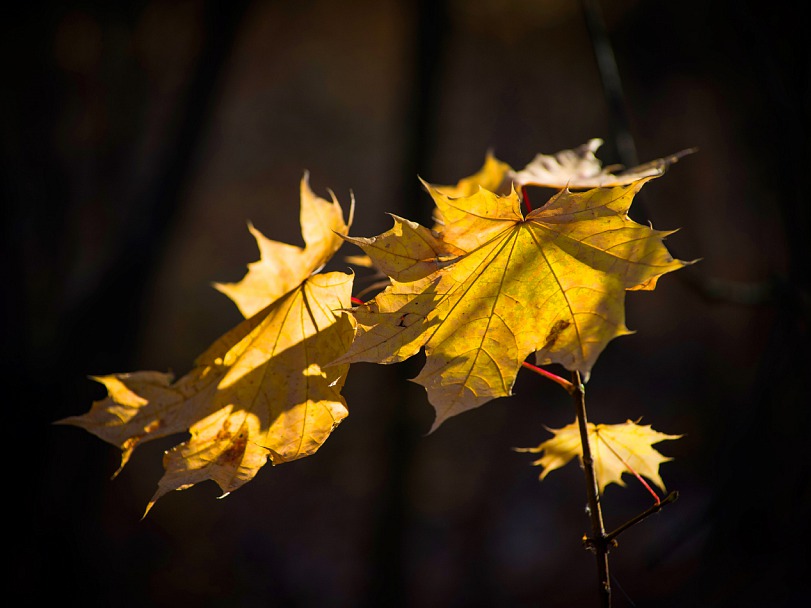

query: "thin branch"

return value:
[581, 0, 776, 308]
[605, 491, 679, 544]
[580, 0, 638, 169]
[572, 371, 612, 608]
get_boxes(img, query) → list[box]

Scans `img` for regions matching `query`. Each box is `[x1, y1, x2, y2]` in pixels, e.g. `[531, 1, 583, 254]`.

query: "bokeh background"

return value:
[5, 0, 808, 606]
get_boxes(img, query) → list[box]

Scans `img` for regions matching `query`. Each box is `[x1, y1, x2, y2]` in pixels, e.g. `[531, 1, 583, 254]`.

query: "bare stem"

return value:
[596, 432, 661, 505]
[571, 371, 612, 607]
[521, 187, 533, 214]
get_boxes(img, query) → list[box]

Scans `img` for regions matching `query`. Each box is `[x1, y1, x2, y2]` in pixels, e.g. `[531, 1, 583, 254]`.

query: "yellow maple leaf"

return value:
[335, 172, 689, 431]
[58, 176, 354, 513]
[516, 420, 682, 494]
[214, 173, 352, 318]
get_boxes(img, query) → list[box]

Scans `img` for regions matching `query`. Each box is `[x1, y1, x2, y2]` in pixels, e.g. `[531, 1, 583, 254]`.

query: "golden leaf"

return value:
[59, 177, 354, 513]
[516, 419, 682, 493]
[214, 173, 352, 318]
[335, 168, 689, 431]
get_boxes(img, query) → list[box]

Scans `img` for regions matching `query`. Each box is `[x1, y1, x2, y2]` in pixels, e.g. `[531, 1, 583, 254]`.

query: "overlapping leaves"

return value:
[62, 141, 689, 509]
[59, 176, 355, 513]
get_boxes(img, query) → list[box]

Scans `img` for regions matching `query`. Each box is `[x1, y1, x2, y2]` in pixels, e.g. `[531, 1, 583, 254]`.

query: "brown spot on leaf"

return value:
[543, 320, 571, 350]
[215, 420, 232, 442]
[217, 428, 248, 467]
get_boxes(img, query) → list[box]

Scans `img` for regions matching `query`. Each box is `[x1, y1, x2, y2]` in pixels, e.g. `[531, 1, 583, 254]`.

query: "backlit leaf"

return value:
[59, 176, 354, 513]
[214, 173, 352, 318]
[510, 138, 694, 189]
[516, 419, 682, 493]
[335, 159, 689, 430]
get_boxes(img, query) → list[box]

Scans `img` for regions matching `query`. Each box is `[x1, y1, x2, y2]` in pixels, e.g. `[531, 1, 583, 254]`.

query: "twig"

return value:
[581, 0, 777, 308]
[580, 0, 638, 169]
[605, 491, 679, 544]
[571, 371, 612, 607]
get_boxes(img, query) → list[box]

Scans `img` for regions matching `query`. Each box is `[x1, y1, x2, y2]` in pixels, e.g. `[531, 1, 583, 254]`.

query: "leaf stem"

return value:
[571, 370, 612, 607]
[521, 361, 574, 393]
[521, 186, 533, 214]
[595, 432, 661, 505]
[350, 296, 365, 305]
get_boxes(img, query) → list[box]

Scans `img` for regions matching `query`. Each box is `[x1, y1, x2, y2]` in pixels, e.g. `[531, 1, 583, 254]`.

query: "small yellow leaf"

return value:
[429, 151, 514, 230]
[432, 151, 513, 198]
[517, 419, 682, 494]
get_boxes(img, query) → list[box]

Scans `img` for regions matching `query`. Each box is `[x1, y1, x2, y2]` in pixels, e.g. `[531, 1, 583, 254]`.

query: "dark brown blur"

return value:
[5, 1, 808, 606]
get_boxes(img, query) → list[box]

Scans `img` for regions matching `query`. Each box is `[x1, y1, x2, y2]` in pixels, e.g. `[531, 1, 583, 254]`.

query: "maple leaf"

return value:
[58, 176, 354, 513]
[429, 151, 514, 232]
[335, 172, 689, 430]
[510, 138, 695, 190]
[214, 173, 352, 317]
[516, 420, 682, 493]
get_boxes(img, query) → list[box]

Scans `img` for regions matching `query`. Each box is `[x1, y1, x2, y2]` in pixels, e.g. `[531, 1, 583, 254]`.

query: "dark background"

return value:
[5, 1, 809, 606]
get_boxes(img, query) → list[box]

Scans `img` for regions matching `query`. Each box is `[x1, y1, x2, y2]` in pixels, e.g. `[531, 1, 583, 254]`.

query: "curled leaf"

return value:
[510, 138, 695, 190]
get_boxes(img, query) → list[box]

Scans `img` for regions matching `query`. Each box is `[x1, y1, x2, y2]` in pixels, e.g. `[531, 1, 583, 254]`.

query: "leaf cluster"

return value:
[59, 140, 691, 512]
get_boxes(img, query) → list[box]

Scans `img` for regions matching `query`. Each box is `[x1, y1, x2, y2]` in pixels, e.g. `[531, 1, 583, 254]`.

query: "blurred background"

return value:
[5, 0, 808, 606]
